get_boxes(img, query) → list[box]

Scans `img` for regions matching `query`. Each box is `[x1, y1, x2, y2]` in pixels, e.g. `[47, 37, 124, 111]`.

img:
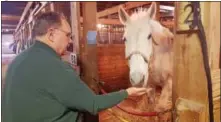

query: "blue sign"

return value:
[87, 31, 97, 44]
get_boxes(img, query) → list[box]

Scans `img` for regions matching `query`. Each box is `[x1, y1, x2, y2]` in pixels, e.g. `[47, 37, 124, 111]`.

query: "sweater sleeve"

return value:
[47, 63, 128, 115]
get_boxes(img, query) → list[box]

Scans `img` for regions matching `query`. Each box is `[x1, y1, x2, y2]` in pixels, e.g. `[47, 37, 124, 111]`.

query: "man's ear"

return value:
[47, 28, 54, 42]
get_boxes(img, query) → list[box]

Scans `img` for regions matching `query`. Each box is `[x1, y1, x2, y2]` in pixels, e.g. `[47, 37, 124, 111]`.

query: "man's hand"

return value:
[126, 87, 147, 97]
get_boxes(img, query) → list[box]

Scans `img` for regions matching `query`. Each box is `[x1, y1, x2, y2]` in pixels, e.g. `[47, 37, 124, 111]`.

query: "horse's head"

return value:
[118, 2, 173, 87]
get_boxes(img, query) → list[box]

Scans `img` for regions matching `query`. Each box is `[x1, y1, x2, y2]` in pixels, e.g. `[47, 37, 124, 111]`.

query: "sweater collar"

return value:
[33, 40, 61, 59]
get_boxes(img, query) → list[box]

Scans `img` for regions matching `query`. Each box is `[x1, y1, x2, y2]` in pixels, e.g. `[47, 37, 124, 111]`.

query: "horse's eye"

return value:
[147, 34, 152, 40]
[122, 37, 126, 42]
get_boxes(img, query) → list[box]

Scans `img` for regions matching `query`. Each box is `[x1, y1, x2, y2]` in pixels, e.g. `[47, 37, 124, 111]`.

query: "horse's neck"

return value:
[149, 45, 173, 84]
[152, 47, 173, 74]
[152, 45, 172, 59]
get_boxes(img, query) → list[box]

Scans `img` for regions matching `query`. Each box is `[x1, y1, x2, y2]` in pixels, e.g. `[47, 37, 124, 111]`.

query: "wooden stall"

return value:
[97, 2, 174, 122]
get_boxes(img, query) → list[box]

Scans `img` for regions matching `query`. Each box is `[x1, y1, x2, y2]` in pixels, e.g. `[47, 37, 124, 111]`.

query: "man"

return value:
[2, 12, 147, 122]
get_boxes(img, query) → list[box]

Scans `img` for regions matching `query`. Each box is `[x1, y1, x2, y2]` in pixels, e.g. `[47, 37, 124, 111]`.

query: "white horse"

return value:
[118, 2, 174, 112]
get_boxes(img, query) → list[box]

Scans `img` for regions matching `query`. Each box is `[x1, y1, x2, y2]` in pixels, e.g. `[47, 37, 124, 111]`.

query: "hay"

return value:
[99, 89, 172, 122]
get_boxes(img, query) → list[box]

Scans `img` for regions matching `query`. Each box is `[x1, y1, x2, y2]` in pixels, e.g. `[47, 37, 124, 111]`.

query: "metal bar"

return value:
[15, 2, 33, 32]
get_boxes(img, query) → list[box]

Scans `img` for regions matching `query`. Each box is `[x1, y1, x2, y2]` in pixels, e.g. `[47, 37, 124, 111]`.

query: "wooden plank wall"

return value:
[173, 33, 209, 122]
[97, 44, 130, 92]
[208, 2, 220, 70]
[212, 69, 220, 122]
[208, 2, 220, 122]
[174, 2, 220, 122]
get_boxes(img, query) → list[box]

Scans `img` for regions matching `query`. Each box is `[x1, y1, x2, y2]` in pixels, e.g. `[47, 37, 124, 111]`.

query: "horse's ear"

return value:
[118, 6, 130, 25]
[147, 2, 157, 19]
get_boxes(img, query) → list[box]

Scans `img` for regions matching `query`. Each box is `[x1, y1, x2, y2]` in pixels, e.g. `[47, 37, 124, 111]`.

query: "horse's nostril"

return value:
[141, 75, 144, 82]
[130, 72, 144, 87]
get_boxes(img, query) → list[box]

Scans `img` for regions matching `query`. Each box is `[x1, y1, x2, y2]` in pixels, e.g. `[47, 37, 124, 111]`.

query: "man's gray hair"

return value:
[32, 12, 65, 38]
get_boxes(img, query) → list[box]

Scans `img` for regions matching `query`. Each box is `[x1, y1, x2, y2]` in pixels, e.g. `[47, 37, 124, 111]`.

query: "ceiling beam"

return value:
[97, 2, 152, 18]
[13, 2, 174, 32]
[98, 18, 121, 25]
[82, 18, 174, 27]
[79, 11, 173, 25]
[2, 15, 20, 21]
[96, 18, 173, 26]
[79, 17, 122, 25]
[96, 2, 175, 18]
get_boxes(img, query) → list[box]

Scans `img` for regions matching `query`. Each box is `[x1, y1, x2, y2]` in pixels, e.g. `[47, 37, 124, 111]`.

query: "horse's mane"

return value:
[130, 8, 150, 21]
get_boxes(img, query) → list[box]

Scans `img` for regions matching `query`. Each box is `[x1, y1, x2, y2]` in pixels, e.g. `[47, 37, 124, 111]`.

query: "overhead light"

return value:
[97, 24, 103, 29]
[160, 5, 174, 11]
[5, 29, 9, 32]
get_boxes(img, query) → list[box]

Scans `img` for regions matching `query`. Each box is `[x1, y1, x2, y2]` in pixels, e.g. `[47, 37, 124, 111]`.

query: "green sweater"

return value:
[2, 41, 128, 122]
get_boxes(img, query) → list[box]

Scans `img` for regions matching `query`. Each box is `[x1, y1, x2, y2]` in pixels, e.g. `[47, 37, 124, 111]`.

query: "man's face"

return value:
[51, 19, 72, 55]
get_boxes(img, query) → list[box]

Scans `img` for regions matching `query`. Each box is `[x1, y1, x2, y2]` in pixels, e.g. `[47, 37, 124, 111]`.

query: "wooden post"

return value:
[173, 2, 220, 122]
[70, 2, 80, 54]
[81, 2, 99, 93]
[207, 2, 220, 122]
[207, 2, 220, 70]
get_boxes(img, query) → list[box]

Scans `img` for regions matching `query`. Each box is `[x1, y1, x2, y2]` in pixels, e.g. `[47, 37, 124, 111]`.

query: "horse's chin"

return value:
[132, 82, 144, 88]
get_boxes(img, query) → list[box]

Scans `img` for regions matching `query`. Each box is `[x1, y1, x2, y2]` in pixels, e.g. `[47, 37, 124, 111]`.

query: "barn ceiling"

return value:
[2, 1, 27, 34]
[1, 1, 174, 34]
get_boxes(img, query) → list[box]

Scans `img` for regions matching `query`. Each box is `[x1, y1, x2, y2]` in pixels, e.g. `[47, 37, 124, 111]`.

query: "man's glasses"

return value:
[54, 28, 73, 40]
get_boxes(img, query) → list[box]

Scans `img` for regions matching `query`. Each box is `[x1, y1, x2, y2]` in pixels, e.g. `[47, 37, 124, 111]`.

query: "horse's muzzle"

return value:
[130, 72, 145, 87]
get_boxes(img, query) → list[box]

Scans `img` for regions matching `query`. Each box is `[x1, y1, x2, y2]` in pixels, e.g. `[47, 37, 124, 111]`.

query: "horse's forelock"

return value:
[129, 7, 150, 22]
